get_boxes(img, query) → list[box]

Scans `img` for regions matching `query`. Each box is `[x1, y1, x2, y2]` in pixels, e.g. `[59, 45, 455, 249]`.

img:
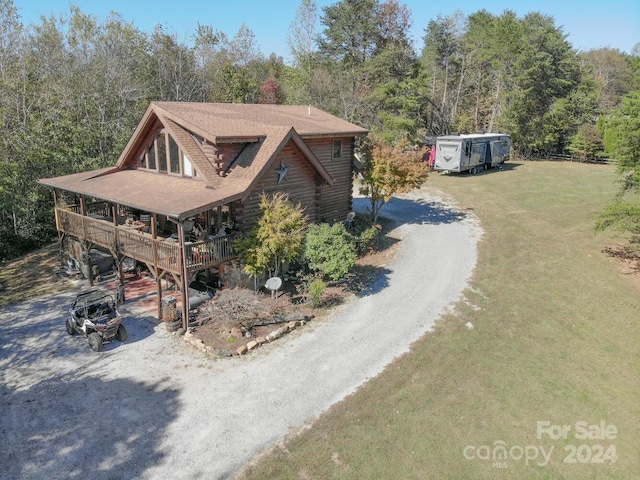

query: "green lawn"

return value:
[238, 161, 640, 479]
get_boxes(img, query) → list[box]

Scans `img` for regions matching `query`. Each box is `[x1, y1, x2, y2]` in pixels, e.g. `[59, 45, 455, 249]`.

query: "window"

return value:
[333, 139, 342, 159]
[169, 135, 180, 174]
[139, 130, 196, 176]
[183, 153, 193, 177]
[157, 133, 167, 172]
[148, 141, 156, 170]
[470, 142, 483, 164]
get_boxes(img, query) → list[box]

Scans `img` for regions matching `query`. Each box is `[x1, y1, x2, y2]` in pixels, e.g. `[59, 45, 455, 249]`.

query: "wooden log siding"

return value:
[55, 208, 235, 274]
[204, 141, 246, 175]
[239, 143, 319, 229]
[306, 137, 354, 223]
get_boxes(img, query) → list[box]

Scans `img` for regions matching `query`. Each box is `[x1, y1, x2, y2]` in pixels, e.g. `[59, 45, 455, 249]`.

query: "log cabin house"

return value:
[39, 102, 368, 326]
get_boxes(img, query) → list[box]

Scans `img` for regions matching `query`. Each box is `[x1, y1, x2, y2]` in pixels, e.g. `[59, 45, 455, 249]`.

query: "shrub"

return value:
[304, 223, 357, 280]
[234, 192, 308, 280]
[307, 278, 326, 308]
[356, 226, 380, 255]
[295, 273, 326, 308]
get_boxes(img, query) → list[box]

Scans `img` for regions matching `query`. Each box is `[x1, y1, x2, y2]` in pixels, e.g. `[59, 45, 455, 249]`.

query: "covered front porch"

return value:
[53, 196, 237, 325]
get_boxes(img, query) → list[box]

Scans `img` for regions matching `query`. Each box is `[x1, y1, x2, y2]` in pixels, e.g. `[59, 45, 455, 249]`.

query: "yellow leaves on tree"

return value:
[237, 192, 309, 279]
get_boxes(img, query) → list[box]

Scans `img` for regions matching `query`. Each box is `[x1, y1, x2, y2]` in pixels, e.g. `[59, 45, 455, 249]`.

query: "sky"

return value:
[13, 0, 640, 61]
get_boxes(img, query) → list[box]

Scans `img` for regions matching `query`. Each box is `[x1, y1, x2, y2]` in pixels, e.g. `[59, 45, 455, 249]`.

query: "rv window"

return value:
[464, 141, 470, 157]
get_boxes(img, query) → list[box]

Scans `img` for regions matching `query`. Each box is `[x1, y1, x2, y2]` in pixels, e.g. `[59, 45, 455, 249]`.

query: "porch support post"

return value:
[151, 213, 158, 238]
[52, 191, 60, 230]
[82, 242, 94, 287]
[79, 197, 88, 241]
[156, 274, 163, 320]
[178, 223, 190, 330]
[111, 204, 125, 287]
[53, 191, 65, 263]
[215, 206, 222, 232]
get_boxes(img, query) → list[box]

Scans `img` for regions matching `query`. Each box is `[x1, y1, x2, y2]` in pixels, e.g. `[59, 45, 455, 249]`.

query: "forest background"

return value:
[1, 0, 639, 260]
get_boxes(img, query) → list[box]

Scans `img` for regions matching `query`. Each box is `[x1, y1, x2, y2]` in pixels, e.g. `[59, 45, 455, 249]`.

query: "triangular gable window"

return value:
[139, 129, 198, 177]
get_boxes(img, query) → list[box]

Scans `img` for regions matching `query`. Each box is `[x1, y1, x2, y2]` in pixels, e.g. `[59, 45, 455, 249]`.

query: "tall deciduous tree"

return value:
[285, 0, 321, 106]
[597, 90, 640, 244]
[581, 48, 635, 111]
[149, 25, 201, 101]
[420, 11, 465, 134]
[259, 76, 281, 104]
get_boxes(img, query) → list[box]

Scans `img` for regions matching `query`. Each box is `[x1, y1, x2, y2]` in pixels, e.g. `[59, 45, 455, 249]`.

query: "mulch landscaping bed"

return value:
[183, 282, 343, 357]
[177, 232, 400, 357]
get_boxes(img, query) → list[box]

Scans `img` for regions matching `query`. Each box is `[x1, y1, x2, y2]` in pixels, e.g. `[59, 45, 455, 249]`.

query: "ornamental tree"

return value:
[358, 136, 430, 223]
[235, 192, 308, 280]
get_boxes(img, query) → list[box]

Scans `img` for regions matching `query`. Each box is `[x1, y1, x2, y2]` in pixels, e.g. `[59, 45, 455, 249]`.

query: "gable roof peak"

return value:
[149, 101, 368, 139]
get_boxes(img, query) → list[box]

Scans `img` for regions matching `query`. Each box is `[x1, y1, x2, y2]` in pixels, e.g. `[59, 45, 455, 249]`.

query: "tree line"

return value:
[0, 0, 638, 260]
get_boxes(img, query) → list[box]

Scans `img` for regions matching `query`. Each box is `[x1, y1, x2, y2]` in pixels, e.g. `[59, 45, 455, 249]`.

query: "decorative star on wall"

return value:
[275, 161, 291, 184]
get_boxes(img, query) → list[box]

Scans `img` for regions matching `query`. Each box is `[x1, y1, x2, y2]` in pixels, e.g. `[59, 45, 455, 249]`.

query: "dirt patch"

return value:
[0, 243, 71, 309]
[602, 244, 640, 289]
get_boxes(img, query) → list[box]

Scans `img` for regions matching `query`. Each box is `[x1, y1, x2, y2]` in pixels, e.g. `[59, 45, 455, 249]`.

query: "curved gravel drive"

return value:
[0, 187, 480, 480]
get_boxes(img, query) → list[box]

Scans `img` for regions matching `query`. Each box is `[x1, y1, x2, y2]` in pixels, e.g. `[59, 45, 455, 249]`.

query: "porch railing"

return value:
[55, 208, 236, 274]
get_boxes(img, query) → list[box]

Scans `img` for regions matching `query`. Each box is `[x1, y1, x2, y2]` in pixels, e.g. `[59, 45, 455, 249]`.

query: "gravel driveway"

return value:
[0, 188, 480, 480]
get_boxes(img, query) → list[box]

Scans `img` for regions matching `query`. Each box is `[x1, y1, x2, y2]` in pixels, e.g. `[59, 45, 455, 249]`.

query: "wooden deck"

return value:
[55, 208, 235, 274]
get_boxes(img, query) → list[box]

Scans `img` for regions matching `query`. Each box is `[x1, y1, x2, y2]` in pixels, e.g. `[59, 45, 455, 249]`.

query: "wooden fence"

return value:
[527, 153, 617, 165]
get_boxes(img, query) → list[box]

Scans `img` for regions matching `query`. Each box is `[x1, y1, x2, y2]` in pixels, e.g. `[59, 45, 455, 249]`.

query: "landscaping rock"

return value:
[236, 345, 248, 355]
[255, 336, 267, 345]
[246, 340, 258, 350]
[266, 327, 286, 342]
[214, 349, 234, 357]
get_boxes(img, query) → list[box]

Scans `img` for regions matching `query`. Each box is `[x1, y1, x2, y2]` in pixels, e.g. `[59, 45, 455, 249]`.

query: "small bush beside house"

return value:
[303, 223, 357, 281]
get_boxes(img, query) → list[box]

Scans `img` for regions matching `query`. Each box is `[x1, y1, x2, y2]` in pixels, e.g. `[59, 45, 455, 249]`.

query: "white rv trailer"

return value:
[433, 133, 511, 174]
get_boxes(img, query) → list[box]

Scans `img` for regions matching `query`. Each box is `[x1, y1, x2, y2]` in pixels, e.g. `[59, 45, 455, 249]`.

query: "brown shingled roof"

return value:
[225, 126, 333, 199]
[40, 169, 243, 219]
[41, 102, 367, 220]
[152, 102, 368, 140]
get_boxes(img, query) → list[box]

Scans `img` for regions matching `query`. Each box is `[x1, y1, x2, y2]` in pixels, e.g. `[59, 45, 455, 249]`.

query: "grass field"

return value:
[238, 161, 640, 479]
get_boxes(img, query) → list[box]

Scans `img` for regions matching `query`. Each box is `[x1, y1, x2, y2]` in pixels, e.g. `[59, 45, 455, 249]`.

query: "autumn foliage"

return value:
[358, 137, 430, 223]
